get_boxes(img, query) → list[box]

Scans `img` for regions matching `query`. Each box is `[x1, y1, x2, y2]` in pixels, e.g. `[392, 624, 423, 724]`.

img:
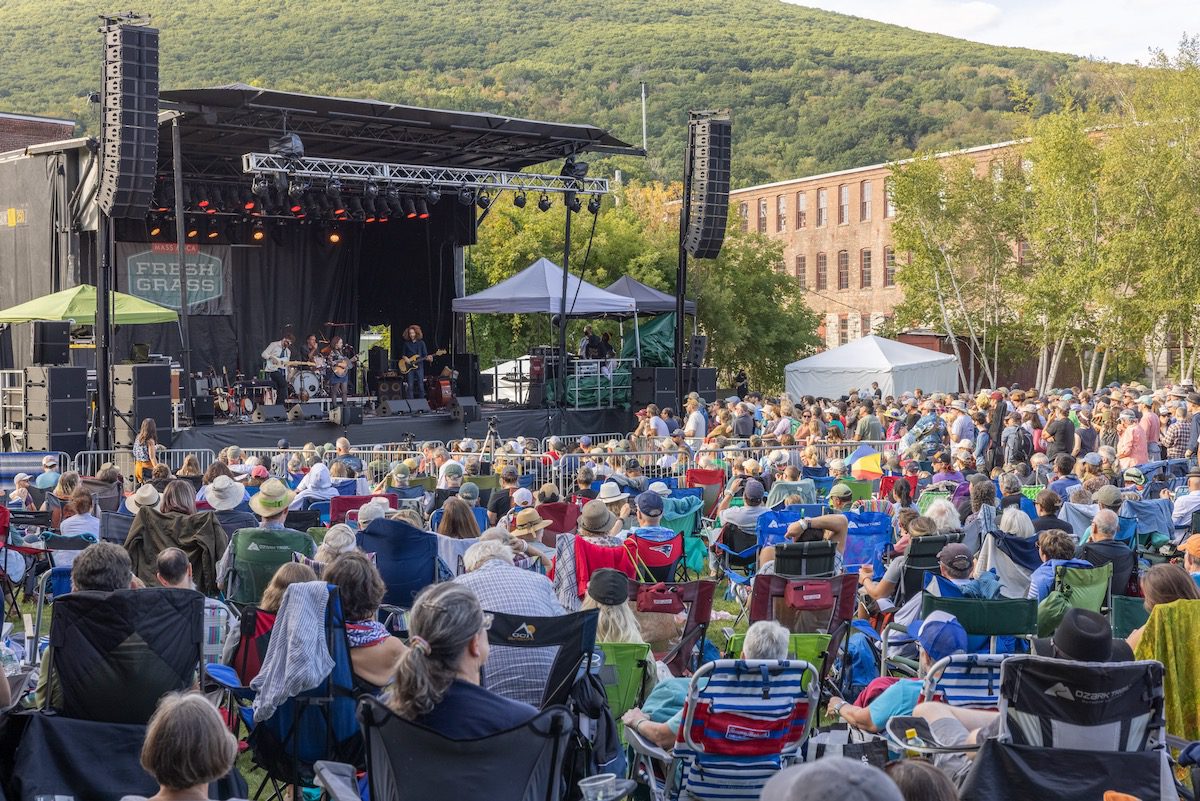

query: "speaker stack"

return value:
[97, 22, 159, 219]
[683, 115, 732, 260]
[113, 364, 172, 448]
[377, 377, 406, 403]
[24, 366, 88, 455]
[631, 366, 717, 408]
[32, 321, 70, 366]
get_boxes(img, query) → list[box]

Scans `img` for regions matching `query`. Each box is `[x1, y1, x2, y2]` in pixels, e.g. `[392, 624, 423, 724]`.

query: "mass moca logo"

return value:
[126, 243, 224, 309]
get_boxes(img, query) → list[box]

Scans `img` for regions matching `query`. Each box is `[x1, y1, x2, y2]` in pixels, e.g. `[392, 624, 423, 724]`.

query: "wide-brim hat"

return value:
[1032, 608, 1133, 663]
[208, 474, 246, 511]
[595, 482, 629, 503]
[250, 478, 295, 517]
[511, 507, 552, 538]
[579, 499, 616, 533]
[125, 483, 160, 515]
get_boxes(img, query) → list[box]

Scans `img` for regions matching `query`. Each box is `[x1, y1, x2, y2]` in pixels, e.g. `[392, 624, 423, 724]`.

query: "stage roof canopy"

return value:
[452, 257, 636, 317]
[605, 275, 696, 315]
[161, 84, 641, 174]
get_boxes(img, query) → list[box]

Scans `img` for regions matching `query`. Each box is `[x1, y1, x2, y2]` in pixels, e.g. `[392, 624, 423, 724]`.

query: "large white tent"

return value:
[452, 257, 636, 316]
[784, 335, 959, 398]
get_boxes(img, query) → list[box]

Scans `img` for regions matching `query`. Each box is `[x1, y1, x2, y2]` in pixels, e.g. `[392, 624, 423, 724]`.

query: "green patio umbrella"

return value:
[0, 284, 178, 326]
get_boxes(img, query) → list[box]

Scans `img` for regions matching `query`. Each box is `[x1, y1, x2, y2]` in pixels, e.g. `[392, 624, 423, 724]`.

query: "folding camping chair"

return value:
[31, 565, 73, 666]
[99, 510, 133, 544]
[684, 468, 725, 517]
[206, 583, 362, 797]
[1036, 562, 1112, 637]
[626, 658, 818, 801]
[314, 698, 575, 801]
[882, 593, 1037, 676]
[485, 609, 599, 709]
[535, 501, 582, 547]
[772, 540, 838, 578]
[222, 525, 318, 609]
[329, 494, 397, 524]
[893, 532, 965, 606]
[598, 641, 655, 733]
[359, 518, 443, 611]
[886, 655, 1173, 801]
[628, 579, 716, 677]
[624, 527, 684, 582]
[1110, 594, 1150, 639]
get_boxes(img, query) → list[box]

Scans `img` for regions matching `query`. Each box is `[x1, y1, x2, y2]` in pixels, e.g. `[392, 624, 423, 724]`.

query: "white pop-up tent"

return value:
[452, 257, 636, 316]
[785, 335, 959, 398]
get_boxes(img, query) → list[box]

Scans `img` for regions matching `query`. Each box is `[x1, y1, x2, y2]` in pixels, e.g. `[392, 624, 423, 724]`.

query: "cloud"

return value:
[785, 0, 1192, 62]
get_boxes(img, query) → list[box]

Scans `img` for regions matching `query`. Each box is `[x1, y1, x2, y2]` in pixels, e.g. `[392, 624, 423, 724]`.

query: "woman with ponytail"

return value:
[388, 583, 537, 738]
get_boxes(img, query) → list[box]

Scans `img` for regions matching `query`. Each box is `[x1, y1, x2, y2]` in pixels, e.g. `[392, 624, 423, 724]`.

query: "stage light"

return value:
[364, 183, 379, 200]
[252, 174, 271, 200]
[565, 195, 582, 213]
[152, 178, 172, 212]
[457, 186, 474, 206]
[251, 220, 265, 242]
[387, 193, 404, 216]
[513, 191, 527, 208]
[587, 195, 602, 215]
[196, 184, 212, 212]
[416, 198, 429, 219]
[328, 227, 342, 245]
[537, 193, 552, 212]
[326, 180, 345, 216]
[186, 216, 200, 239]
[348, 196, 365, 221]
[426, 187, 442, 205]
[403, 197, 417, 219]
[206, 218, 220, 240]
[476, 192, 491, 210]
[241, 188, 258, 212]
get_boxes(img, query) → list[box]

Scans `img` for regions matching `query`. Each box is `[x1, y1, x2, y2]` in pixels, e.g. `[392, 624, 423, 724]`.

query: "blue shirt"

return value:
[414, 678, 537, 739]
[641, 676, 690, 734]
[868, 678, 923, 730]
[1026, 558, 1093, 601]
[1048, 475, 1081, 504]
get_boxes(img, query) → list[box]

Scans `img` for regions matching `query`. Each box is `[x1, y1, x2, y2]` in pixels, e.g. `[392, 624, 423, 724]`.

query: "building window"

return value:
[796, 255, 807, 289]
[839, 315, 849, 346]
[885, 179, 896, 218]
[837, 250, 849, 290]
[861, 314, 872, 336]
[838, 184, 849, 224]
[757, 198, 767, 233]
[816, 189, 827, 227]
[775, 195, 787, 233]
[816, 253, 827, 290]
[795, 191, 807, 228]
[884, 246, 896, 286]
[738, 202, 749, 232]
[860, 179, 872, 221]
[860, 249, 872, 288]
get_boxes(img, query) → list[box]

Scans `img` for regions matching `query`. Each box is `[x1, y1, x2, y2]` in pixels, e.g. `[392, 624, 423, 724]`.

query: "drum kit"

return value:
[206, 369, 277, 420]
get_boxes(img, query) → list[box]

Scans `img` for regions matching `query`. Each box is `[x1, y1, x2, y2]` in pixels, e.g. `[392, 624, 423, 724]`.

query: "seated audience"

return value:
[309, 523, 358, 573]
[158, 479, 198, 516]
[156, 546, 233, 659]
[760, 758, 904, 801]
[1076, 508, 1135, 594]
[552, 500, 627, 611]
[324, 551, 407, 693]
[580, 568, 645, 644]
[1026, 528, 1092, 601]
[220, 561, 317, 664]
[1127, 562, 1200, 650]
[206, 474, 257, 536]
[388, 582, 537, 738]
[438, 496, 481, 540]
[124, 483, 161, 516]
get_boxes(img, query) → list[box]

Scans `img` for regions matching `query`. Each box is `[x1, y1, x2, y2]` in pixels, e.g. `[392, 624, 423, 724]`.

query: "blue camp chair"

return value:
[359, 518, 443, 610]
[386, 486, 425, 501]
[842, 510, 892, 575]
[810, 475, 836, 497]
[801, 465, 829, 480]
[783, 503, 829, 518]
[206, 583, 360, 796]
[307, 500, 331, 526]
[429, 505, 489, 533]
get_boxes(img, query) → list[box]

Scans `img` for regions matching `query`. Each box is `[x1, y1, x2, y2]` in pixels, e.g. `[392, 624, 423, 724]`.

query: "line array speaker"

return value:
[112, 363, 172, 447]
[32, 321, 70, 366]
[98, 23, 160, 219]
[25, 366, 88, 454]
[683, 115, 731, 260]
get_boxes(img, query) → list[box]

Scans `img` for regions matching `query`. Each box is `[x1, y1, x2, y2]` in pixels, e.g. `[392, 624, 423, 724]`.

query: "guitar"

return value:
[264, 354, 316, 372]
[331, 352, 363, 378]
[396, 348, 447, 375]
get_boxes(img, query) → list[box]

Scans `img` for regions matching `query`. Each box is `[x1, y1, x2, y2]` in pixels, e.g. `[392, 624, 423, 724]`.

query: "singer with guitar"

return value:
[326, 335, 357, 406]
[401, 324, 434, 400]
[261, 330, 294, 403]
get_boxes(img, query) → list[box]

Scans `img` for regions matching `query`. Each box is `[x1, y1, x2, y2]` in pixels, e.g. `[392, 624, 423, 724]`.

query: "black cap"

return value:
[586, 568, 631, 606]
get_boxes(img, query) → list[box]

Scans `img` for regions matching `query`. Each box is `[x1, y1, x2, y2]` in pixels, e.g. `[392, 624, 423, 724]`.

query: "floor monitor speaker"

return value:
[253, 404, 287, 423]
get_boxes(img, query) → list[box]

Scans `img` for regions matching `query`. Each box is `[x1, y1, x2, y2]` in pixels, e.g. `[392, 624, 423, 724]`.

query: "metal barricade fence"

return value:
[158, 449, 218, 475]
[74, 448, 218, 480]
[544, 433, 625, 453]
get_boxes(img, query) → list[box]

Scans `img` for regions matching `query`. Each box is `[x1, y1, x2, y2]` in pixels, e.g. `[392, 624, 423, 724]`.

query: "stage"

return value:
[168, 405, 635, 450]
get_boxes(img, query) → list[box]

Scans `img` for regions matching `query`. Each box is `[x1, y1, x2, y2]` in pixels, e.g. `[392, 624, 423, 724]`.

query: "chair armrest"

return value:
[883, 715, 982, 755]
[625, 725, 673, 763]
[314, 761, 360, 801]
[204, 663, 254, 700]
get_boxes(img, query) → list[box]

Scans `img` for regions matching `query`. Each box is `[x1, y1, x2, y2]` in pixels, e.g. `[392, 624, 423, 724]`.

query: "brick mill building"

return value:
[730, 139, 1021, 351]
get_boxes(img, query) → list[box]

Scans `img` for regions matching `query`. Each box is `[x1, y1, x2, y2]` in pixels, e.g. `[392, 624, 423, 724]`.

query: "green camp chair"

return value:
[411, 475, 437, 492]
[1020, 485, 1045, 501]
[1036, 563, 1112, 637]
[598, 642, 653, 741]
[884, 595, 1038, 676]
[471, 474, 501, 491]
[1110, 594, 1151, 640]
[917, 490, 950, 515]
[725, 632, 830, 687]
[840, 479, 872, 502]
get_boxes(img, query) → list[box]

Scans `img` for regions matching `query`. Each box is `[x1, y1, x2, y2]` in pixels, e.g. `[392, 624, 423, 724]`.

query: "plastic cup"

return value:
[578, 773, 617, 801]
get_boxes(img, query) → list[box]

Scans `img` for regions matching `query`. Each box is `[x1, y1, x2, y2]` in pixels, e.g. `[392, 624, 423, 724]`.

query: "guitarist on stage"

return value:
[261, 330, 294, 403]
[401, 324, 432, 400]
[327, 335, 355, 406]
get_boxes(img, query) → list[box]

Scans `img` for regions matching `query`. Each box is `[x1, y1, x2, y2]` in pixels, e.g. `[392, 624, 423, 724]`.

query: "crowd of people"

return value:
[3, 376, 1200, 800]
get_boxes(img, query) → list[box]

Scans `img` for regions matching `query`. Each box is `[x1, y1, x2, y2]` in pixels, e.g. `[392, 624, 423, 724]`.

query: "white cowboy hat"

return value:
[207, 474, 245, 511]
[249, 478, 296, 518]
[125, 483, 160, 515]
[595, 482, 629, 503]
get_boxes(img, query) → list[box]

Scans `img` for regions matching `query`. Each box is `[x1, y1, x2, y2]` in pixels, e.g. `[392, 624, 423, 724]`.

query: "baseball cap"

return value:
[579, 435, 592, 446]
[511, 488, 533, 507]
[671, 428, 685, 437]
[277, 439, 290, 449]
[1183, 534, 1200, 559]
[760, 758, 902, 801]
[587, 568, 631, 606]
[937, 542, 972, 572]
[828, 483, 853, 500]
[41, 455, 57, 467]
[625, 458, 642, 471]
[458, 482, 480, 502]
[914, 611, 968, 662]
[1092, 484, 1122, 507]
[635, 490, 664, 517]
[12, 472, 31, 485]
[1080, 452, 1102, 467]
[444, 462, 464, 478]
[648, 480, 670, 497]
[743, 478, 766, 500]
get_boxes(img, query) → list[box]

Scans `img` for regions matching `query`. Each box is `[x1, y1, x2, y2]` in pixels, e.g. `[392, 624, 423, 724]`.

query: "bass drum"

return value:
[238, 396, 256, 415]
[291, 370, 322, 401]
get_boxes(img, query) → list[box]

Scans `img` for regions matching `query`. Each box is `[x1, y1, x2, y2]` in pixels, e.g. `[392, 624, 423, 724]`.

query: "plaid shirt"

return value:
[1166, 419, 1190, 460]
[455, 559, 564, 706]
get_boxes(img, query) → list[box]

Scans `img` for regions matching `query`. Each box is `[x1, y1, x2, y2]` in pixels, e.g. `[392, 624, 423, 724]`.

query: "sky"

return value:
[787, 0, 1192, 63]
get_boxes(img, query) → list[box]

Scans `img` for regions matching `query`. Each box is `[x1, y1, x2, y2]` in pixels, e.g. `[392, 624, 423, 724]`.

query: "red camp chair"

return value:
[549, 535, 637, 605]
[329, 494, 398, 525]
[228, 607, 277, 685]
[879, 475, 918, 499]
[684, 468, 725, 517]
[628, 579, 716, 676]
[536, 501, 582, 548]
[623, 529, 684, 582]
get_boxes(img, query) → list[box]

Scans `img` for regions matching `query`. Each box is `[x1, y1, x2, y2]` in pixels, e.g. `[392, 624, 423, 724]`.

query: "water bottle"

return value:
[0, 644, 19, 676]
[903, 727, 926, 758]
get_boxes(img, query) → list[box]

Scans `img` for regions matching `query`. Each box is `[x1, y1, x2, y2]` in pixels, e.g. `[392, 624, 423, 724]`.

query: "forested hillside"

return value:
[0, 0, 1113, 184]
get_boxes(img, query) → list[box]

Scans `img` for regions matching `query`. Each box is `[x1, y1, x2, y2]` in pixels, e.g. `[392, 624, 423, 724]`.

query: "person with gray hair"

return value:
[461, 540, 514, 573]
[356, 498, 390, 530]
[313, 523, 358, 567]
[387, 583, 538, 738]
[925, 498, 962, 534]
[621, 620, 791, 749]
[1076, 507, 1136, 593]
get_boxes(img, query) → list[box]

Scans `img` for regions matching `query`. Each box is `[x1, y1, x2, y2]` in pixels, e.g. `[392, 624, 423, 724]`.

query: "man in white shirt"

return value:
[1169, 467, 1200, 534]
[261, 331, 294, 403]
[434, 447, 464, 489]
[684, 398, 706, 445]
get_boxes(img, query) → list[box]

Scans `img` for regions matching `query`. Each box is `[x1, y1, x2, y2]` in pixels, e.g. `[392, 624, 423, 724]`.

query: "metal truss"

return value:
[242, 152, 609, 196]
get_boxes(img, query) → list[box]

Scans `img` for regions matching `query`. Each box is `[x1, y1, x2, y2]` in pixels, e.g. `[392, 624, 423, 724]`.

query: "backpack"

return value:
[563, 665, 625, 800]
[1005, 427, 1033, 466]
